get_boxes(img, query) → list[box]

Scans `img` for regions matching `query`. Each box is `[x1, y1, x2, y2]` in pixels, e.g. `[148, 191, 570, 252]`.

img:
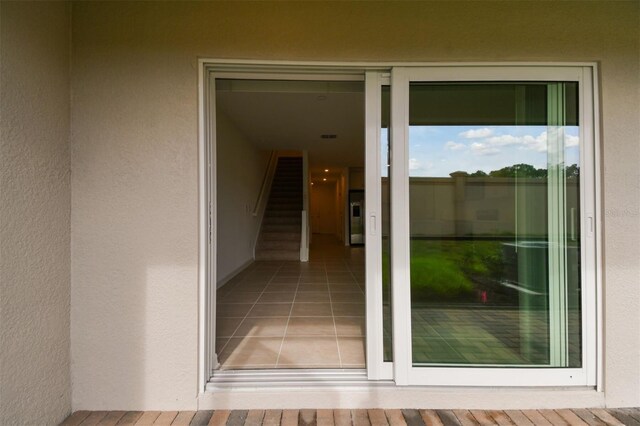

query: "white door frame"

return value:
[198, 61, 391, 392]
[390, 65, 599, 387]
[198, 60, 602, 393]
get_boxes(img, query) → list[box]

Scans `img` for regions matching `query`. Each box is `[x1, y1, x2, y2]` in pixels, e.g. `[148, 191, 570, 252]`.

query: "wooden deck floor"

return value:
[60, 407, 640, 426]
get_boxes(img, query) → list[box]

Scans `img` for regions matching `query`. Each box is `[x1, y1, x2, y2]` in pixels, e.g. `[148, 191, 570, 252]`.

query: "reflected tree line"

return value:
[465, 163, 579, 179]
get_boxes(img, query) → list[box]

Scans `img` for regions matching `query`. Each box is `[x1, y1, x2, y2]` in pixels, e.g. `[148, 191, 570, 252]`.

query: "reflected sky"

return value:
[382, 126, 580, 178]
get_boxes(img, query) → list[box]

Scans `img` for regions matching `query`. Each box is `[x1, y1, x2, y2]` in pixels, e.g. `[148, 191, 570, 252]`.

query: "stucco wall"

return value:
[70, 1, 640, 409]
[0, 2, 71, 424]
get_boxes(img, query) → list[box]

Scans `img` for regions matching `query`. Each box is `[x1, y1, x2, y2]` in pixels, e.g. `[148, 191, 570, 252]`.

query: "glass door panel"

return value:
[381, 85, 393, 362]
[407, 82, 582, 367]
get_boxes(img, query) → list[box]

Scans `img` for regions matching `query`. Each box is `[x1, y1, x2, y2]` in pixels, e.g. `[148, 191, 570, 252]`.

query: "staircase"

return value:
[255, 157, 303, 261]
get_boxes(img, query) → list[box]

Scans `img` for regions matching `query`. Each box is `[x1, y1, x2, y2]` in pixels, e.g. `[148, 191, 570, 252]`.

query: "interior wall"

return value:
[69, 1, 639, 409]
[216, 110, 270, 285]
[0, 2, 72, 424]
[310, 183, 338, 236]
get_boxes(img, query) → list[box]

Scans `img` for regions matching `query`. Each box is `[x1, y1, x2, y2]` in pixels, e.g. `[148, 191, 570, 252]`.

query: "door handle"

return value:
[370, 214, 377, 236]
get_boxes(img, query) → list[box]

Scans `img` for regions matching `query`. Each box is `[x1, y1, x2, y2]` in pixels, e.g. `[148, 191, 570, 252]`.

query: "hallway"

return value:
[215, 235, 365, 370]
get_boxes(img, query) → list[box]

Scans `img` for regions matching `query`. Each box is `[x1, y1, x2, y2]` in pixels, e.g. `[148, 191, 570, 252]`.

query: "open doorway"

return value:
[213, 78, 366, 371]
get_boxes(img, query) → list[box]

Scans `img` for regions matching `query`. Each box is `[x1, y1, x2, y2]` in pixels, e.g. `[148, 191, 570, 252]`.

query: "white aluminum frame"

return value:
[199, 62, 392, 391]
[390, 65, 599, 387]
[198, 60, 601, 393]
[365, 71, 394, 380]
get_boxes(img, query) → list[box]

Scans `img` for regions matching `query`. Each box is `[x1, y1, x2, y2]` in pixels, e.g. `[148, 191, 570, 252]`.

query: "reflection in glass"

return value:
[381, 86, 392, 362]
[408, 83, 581, 367]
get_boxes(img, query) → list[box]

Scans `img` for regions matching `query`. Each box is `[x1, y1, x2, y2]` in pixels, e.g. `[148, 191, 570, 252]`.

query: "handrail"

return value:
[252, 151, 277, 217]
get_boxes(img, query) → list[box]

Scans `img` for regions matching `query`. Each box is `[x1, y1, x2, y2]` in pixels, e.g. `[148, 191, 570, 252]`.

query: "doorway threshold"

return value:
[207, 368, 388, 391]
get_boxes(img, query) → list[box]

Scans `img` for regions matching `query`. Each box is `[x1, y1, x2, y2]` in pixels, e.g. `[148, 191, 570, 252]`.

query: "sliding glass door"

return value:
[385, 67, 597, 386]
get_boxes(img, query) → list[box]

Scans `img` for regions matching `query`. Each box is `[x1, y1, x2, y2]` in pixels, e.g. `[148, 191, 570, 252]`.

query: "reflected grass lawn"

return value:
[382, 238, 505, 303]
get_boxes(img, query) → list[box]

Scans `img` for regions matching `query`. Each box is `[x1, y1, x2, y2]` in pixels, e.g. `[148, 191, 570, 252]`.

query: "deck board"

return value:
[189, 410, 213, 426]
[97, 411, 126, 425]
[504, 410, 534, 426]
[58, 408, 640, 426]
[80, 411, 108, 426]
[367, 409, 388, 426]
[452, 410, 477, 426]
[280, 409, 299, 426]
[299, 409, 317, 426]
[608, 409, 640, 426]
[436, 410, 462, 426]
[402, 409, 426, 426]
[539, 410, 569, 425]
[317, 410, 335, 426]
[262, 410, 283, 426]
[570, 409, 605, 426]
[207, 410, 230, 426]
[384, 410, 407, 426]
[419, 410, 444, 426]
[61, 410, 92, 426]
[587, 409, 623, 426]
[469, 410, 495, 425]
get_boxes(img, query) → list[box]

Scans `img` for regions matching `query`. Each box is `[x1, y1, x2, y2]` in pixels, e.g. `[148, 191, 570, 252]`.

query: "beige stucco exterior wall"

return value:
[70, 1, 640, 410]
[0, 2, 72, 424]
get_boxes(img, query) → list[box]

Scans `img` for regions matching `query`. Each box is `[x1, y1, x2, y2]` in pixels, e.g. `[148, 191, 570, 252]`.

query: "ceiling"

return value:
[216, 79, 365, 183]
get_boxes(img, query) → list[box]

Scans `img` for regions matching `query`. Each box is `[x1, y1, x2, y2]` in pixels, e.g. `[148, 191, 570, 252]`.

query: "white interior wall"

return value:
[69, 1, 639, 410]
[0, 2, 72, 424]
[216, 110, 270, 286]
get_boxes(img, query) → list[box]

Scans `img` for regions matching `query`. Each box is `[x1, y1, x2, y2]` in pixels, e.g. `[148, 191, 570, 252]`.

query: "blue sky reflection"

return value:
[381, 125, 580, 178]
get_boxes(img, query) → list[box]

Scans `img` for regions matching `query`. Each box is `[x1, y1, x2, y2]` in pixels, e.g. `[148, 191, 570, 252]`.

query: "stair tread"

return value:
[255, 157, 304, 262]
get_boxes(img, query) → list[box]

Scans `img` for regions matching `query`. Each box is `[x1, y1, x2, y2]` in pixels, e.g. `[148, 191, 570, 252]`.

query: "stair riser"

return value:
[263, 218, 302, 225]
[255, 159, 304, 261]
[258, 241, 301, 250]
[265, 212, 300, 218]
[262, 225, 301, 232]
[261, 232, 301, 241]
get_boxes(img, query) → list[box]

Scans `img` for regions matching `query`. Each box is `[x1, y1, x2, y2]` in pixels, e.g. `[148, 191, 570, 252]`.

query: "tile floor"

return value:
[216, 234, 365, 370]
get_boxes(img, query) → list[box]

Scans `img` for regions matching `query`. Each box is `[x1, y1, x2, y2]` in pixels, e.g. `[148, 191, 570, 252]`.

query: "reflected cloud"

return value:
[459, 127, 494, 138]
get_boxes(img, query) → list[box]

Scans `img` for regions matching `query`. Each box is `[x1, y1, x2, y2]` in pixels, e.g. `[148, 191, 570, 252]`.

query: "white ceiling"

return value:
[216, 80, 365, 183]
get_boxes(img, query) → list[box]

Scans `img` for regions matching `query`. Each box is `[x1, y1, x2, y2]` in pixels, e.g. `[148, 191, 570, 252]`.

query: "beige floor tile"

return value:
[234, 317, 288, 337]
[247, 303, 292, 317]
[337, 336, 366, 366]
[275, 363, 342, 369]
[220, 291, 262, 304]
[335, 316, 365, 336]
[217, 303, 254, 318]
[265, 283, 299, 292]
[328, 278, 357, 284]
[286, 317, 336, 336]
[278, 336, 340, 366]
[273, 269, 300, 279]
[258, 292, 296, 303]
[237, 283, 269, 292]
[330, 292, 365, 303]
[332, 303, 365, 316]
[329, 283, 362, 291]
[215, 338, 229, 353]
[219, 337, 282, 367]
[216, 317, 244, 337]
[291, 302, 333, 317]
[297, 284, 329, 292]
[327, 272, 355, 278]
[270, 277, 300, 284]
[294, 291, 331, 303]
[241, 278, 272, 285]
